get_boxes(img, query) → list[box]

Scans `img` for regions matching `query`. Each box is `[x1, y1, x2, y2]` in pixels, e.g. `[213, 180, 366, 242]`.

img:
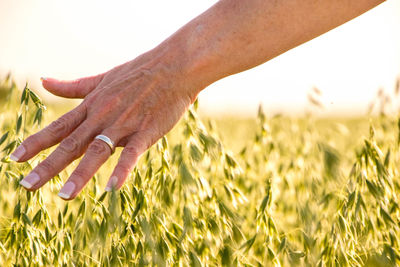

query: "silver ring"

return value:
[95, 134, 115, 153]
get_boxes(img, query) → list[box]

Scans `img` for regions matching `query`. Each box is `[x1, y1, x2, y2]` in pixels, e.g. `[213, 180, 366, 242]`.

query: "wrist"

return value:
[137, 2, 229, 103]
[134, 45, 200, 104]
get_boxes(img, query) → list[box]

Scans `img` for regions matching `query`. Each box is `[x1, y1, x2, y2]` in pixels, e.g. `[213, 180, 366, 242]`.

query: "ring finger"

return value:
[57, 130, 122, 200]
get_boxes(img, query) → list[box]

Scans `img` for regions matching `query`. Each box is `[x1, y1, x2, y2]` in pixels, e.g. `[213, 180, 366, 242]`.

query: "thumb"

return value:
[41, 73, 105, 99]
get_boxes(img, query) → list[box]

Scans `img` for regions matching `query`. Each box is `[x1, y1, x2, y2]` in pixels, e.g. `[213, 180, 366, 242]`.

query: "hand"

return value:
[12, 49, 196, 200]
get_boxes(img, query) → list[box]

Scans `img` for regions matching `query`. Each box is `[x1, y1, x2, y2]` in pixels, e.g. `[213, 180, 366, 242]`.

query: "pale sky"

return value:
[0, 0, 399, 116]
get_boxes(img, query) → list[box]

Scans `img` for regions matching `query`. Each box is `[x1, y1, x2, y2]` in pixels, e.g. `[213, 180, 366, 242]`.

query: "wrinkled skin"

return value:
[13, 50, 195, 199]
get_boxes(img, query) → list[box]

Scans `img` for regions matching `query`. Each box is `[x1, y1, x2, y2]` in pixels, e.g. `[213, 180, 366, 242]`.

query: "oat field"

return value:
[1, 76, 400, 266]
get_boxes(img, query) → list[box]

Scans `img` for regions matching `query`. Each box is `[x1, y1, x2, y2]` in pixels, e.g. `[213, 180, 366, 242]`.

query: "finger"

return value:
[105, 133, 147, 191]
[41, 73, 105, 99]
[10, 103, 87, 162]
[58, 131, 119, 200]
[18, 121, 96, 191]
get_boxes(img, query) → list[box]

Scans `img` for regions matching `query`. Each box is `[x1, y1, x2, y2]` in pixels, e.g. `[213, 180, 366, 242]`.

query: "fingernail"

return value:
[105, 176, 119, 192]
[20, 172, 40, 189]
[58, 181, 76, 199]
[10, 145, 26, 162]
[40, 77, 47, 82]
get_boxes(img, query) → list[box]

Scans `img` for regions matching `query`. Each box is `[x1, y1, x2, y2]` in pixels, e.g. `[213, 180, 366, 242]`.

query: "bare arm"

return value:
[13, 0, 384, 199]
[161, 0, 384, 94]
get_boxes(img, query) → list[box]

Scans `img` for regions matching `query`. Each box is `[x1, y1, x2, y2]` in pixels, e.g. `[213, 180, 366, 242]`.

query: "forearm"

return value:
[150, 0, 384, 98]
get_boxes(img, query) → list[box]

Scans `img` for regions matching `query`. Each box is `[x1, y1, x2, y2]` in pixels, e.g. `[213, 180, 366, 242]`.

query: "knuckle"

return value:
[75, 79, 90, 97]
[116, 162, 132, 175]
[59, 136, 81, 155]
[77, 78, 85, 90]
[72, 168, 87, 182]
[23, 134, 41, 149]
[47, 118, 67, 137]
[88, 140, 109, 156]
[83, 95, 94, 107]
[37, 159, 55, 175]
[46, 107, 83, 138]
[68, 107, 83, 119]
[124, 146, 140, 158]
[66, 107, 84, 125]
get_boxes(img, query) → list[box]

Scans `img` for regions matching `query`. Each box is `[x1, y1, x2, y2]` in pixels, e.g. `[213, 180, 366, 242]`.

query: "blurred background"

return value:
[0, 0, 399, 117]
